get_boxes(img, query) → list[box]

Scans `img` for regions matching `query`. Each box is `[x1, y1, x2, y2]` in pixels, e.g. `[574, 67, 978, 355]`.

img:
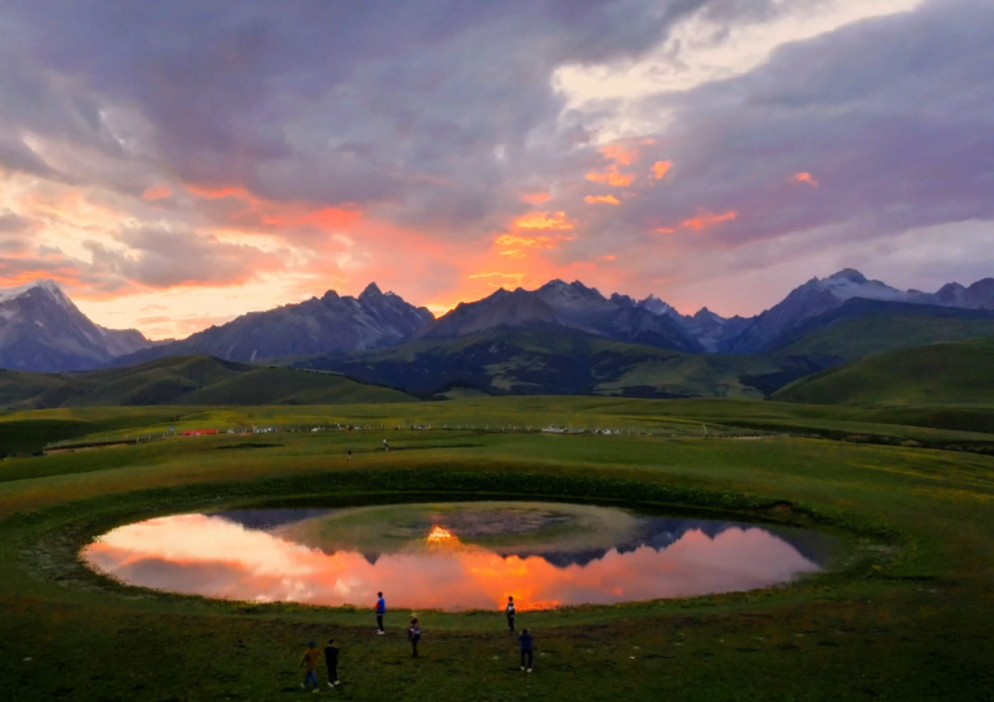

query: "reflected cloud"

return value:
[83, 511, 823, 611]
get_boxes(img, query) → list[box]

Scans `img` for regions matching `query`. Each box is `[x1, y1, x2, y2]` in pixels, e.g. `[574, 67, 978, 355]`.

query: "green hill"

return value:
[300, 326, 825, 399]
[0, 356, 416, 410]
[779, 313, 994, 363]
[773, 337, 994, 406]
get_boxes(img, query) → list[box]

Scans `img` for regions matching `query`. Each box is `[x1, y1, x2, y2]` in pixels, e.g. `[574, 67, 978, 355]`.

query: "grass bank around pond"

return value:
[1, 400, 993, 701]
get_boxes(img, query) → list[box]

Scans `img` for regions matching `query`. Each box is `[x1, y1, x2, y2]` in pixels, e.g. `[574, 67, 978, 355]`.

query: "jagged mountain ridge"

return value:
[721, 269, 994, 354]
[114, 282, 435, 367]
[3, 268, 994, 377]
[424, 279, 704, 353]
[0, 280, 152, 372]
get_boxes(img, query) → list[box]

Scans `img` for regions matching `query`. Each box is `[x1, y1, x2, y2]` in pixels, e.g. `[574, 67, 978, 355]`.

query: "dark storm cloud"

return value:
[0, 0, 729, 235]
[619, 0, 994, 250]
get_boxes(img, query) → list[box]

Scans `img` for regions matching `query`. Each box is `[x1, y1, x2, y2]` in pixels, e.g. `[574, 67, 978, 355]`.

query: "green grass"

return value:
[1, 399, 993, 700]
[775, 338, 994, 407]
[779, 315, 994, 362]
[0, 356, 416, 410]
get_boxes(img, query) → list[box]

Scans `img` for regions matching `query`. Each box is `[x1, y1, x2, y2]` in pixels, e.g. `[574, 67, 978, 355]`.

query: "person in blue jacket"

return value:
[375, 592, 386, 634]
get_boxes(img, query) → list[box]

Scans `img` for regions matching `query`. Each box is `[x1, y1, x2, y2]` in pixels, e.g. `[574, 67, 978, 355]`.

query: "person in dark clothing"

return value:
[518, 628, 534, 672]
[324, 639, 340, 688]
[505, 595, 516, 634]
[299, 641, 321, 691]
[375, 592, 386, 634]
[408, 617, 422, 658]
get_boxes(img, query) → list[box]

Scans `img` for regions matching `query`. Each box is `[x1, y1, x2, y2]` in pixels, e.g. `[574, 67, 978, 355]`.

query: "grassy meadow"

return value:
[1, 397, 993, 700]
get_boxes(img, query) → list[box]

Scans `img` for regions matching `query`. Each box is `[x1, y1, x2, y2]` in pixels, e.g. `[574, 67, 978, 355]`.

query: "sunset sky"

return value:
[2, 0, 992, 339]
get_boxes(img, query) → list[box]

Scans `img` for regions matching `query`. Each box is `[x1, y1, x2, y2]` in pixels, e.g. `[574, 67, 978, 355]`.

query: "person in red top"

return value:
[299, 641, 321, 692]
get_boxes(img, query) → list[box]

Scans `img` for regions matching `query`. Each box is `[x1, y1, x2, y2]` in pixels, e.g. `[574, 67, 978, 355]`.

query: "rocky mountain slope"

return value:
[0, 281, 151, 372]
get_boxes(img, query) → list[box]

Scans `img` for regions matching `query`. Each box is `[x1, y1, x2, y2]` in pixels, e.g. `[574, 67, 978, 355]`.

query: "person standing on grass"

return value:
[505, 595, 516, 634]
[375, 592, 386, 634]
[299, 641, 322, 692]
[324, 639, 340, 688]
[408, 617, 422, 658]
[518, 628, 534, 672]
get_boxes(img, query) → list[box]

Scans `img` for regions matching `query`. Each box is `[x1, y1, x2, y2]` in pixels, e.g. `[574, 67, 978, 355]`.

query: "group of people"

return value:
[298, 592, 535, 691]
[299, 639, 340, 693]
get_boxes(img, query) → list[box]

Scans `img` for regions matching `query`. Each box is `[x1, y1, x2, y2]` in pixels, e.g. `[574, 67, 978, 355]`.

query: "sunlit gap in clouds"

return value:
[552, 0, 923, 142]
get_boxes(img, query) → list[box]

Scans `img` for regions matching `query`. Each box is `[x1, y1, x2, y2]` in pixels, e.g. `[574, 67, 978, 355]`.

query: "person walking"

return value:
[324, 639, 340, 688]
[299, 641, 322, 692]
[408, 617, 422, 658]
[375, 592, 386, 634]
[505, 595, 516, 634]
[518, 628, 534, 672]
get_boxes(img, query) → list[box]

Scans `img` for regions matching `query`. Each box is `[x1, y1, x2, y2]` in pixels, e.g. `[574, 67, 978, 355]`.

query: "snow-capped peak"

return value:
[813, 269, 913, 302]
[638, 294, 677, 317]
[0, 279, 73, 307]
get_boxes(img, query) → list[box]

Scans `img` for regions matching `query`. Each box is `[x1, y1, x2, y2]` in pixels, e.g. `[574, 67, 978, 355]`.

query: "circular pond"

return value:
[82, 501, 831, 611]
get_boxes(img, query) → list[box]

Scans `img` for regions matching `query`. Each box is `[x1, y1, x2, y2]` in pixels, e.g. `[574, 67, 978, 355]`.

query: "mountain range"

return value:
[3, 269, 994, 401]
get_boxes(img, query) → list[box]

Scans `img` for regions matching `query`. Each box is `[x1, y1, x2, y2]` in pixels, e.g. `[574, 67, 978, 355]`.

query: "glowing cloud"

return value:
[521, 192, 552, 205]
[792, 172, 819, 187]
[185, 182, 361, 232]
[584, 194, 621, 206]
[680, 210, 738, 232]
[141, 186, 173, 202]
[495, 233, 560, 258]
[585, 168, 636, 188]
[599, 144, 639, 166]
[652, 161, 672, 180]
[513, 211, 574, 231]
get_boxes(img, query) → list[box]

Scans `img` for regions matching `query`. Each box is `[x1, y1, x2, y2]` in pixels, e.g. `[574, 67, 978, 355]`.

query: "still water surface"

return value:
[82, 502, 829, 611]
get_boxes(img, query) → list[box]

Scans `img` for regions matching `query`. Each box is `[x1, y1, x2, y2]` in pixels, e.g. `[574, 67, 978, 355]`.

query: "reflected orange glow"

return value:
[584, 195, 621, 206]
[426, 525, 458, 546]
[652, 161, 672, 180]
[81, 514, 823, 612]
[680, 210, 738, 231]
[792, 172, 819, 187]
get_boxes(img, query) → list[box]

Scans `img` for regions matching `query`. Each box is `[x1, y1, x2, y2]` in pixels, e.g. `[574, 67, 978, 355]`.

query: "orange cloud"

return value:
[260, 207, 361, 230]
[521, 191, 552, 205]
[185, 182, 361, 232]
[680, 210, 738, 232]
[792, 172, 819, 187]
[599, 144, 639, 167]
[584, 194, 621, 206]
[652, 161, 672, 180]
[495, 233, 561, 258]
[141, 186, 173, 202]
[513, 211, 574, 231]
[598, 138, 656, 166]
[585, 168, 636, 188]
[655, 227, 677, 235]
[468, 271, 527, 288]
[185, 184, 254, 201]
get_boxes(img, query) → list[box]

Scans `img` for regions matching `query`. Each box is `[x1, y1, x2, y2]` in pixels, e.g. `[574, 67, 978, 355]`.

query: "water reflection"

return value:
[82, 504, 827, 611]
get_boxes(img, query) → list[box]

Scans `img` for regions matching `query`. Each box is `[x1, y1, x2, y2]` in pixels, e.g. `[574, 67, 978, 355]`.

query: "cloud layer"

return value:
[1, 0, 991, 337]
